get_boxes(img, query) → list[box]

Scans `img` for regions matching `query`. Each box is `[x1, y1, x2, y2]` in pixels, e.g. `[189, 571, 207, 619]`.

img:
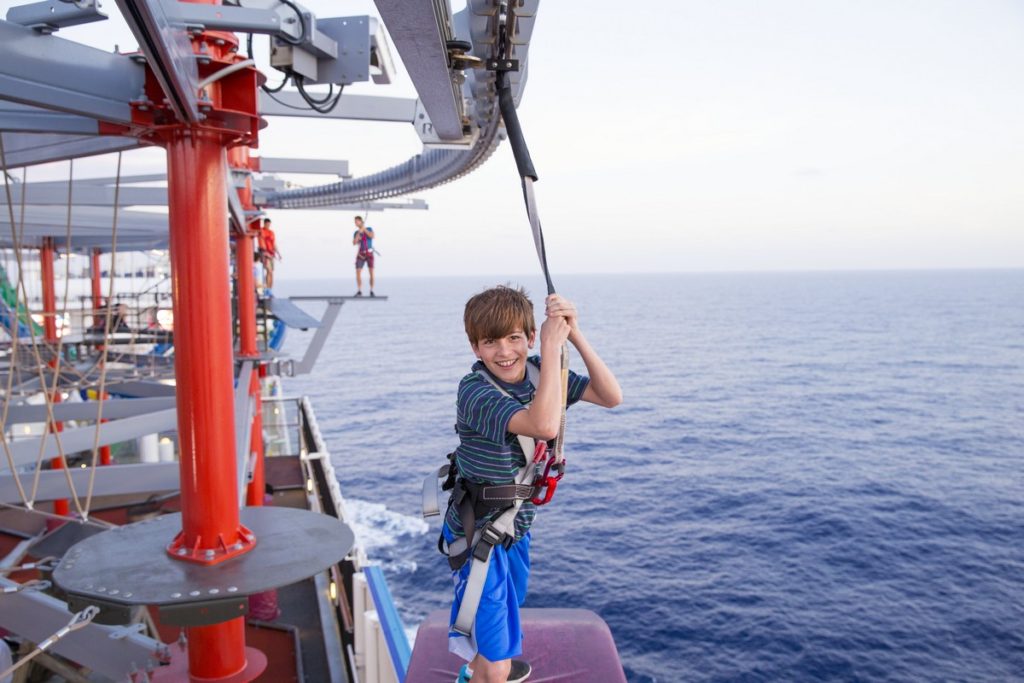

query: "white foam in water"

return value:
[346, 498, 428, 554]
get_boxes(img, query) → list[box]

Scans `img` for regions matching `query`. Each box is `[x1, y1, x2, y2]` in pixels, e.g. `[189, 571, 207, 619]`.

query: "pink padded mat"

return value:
[405, 608, 627, 683]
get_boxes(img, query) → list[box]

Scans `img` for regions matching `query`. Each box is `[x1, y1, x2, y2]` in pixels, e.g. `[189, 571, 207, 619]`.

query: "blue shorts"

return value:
[443, 523, 531, 662]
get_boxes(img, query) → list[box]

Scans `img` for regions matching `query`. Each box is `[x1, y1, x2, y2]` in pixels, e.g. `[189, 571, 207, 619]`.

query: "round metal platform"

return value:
[53, 507, 354, 607]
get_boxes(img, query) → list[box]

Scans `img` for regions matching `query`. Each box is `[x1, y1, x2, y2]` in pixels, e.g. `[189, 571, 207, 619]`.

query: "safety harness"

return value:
[422, 361, 565, 637]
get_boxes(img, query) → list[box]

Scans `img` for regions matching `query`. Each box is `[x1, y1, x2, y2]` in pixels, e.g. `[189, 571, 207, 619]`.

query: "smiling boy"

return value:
[442, 285, 621, 682]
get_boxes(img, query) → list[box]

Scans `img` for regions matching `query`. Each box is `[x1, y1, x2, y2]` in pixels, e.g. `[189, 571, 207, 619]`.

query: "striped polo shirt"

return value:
[444, 354, 590, 542]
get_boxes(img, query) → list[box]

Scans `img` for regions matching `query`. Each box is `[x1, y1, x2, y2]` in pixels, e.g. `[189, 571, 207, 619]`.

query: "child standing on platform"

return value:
[441, 285, 621, 682]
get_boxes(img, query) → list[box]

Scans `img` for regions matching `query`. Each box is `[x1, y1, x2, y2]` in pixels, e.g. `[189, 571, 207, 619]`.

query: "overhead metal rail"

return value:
[0, 0, 540, 213]
[262, 0, 540, 209]
[373, 0, 463, 140]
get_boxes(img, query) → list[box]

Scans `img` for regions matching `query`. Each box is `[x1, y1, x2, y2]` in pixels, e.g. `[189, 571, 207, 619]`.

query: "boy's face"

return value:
[471, 328, 535, 383]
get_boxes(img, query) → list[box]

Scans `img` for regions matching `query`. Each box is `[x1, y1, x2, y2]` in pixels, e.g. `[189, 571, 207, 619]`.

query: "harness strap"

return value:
[479, 483, 536, 503]
[451, 363, 540, 636]
[452, 502, 520, 636]
[421, 464, 449, 518]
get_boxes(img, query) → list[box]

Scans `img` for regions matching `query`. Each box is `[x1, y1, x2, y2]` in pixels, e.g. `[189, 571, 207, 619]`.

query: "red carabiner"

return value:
[529, 442, 564, 505]
[531, 476, 559, 505]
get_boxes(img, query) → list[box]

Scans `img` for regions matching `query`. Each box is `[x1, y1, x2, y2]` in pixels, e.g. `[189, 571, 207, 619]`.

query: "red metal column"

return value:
[90, 248, 102, 323]
[40, 238, 57, 342]
[227, 147, 265, 509]
[236, 231, 266, 506]
[236, 234, 257, 358]
[91, 248, 111, 466]
[40, 238, 68, 517]
[126, 0, 264, 675]
[228, 147, 277, 621]
[165, 129, 250, 679]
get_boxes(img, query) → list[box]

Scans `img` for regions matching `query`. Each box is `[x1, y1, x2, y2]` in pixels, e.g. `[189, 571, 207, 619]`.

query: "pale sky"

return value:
[4, 0, 1023, 277]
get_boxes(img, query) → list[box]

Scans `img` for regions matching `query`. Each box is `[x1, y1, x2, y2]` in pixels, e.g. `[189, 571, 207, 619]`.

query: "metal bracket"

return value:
[5, 0, 108, 33]
[157, 596, 248, 627]
[413, 100, 477, 149]
[288, 299, 342, 376]
[486, 58, 519, 72]
[108, 623, 146, 640]
[66, 594, 140, 626]
[304, 15, 372, 85]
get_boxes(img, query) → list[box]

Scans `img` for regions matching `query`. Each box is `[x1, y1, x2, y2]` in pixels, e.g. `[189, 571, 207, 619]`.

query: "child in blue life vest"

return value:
[441, 285, 622, 683]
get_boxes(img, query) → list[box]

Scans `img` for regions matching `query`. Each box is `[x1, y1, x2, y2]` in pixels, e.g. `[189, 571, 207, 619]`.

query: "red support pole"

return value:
[40, 238, 57, 342]
[235, 231, 265, 506]
[40, 238, 68, 518]
[90, 248, 102, 322]
[91, 248, 111, 466]
[228, 147, 265, 509]
[228, 148, 277, 621]
[236, 236, 258, 359]
[125, 0, 265, 675]
[165, 129, 250, 679]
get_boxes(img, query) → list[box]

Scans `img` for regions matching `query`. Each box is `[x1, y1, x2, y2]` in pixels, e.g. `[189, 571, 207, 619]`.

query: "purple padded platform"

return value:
[405, 608, 627, 683]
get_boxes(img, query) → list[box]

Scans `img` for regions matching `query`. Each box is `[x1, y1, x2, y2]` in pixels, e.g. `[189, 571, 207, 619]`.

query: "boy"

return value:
[352, 215, 375, 296]
[442, 285, 622, 682]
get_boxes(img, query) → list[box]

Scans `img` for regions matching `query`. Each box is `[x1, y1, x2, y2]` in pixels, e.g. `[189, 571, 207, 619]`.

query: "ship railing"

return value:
[354, 566, 411, 683]
[260, 394, 303, 458]
[294, 395, 411, 683]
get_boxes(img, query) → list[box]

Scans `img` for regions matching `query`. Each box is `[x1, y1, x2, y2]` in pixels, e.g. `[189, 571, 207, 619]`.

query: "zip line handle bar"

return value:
[497, 71, 538, 182]
[497, 70, 556, 296]
[496, 53, 571, 464]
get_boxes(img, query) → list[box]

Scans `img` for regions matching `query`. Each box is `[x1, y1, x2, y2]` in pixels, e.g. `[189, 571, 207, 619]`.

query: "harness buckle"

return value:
[473, 523, 504, 561]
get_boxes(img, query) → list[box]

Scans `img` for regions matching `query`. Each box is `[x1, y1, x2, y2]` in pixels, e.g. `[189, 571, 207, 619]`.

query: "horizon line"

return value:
[278, 265, 1024, 281]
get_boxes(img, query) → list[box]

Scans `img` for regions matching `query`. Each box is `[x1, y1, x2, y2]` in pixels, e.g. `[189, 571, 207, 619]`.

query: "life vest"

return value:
[421, 360, 565, 637]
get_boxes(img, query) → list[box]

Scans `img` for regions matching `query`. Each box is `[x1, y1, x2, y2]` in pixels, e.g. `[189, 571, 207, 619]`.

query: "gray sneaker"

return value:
[454, 660, 531, 682]
[508, 660, 532, 682]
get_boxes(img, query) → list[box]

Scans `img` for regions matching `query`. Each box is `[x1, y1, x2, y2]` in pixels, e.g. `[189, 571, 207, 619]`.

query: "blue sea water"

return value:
[279, 270, 1024, 682]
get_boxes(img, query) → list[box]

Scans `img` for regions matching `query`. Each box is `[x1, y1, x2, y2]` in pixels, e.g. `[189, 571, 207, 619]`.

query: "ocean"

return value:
[279, 270, 1024, 682]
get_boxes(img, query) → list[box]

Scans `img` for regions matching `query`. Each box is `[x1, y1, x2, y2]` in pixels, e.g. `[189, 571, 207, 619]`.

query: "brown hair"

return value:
[463, 285, 536, 345]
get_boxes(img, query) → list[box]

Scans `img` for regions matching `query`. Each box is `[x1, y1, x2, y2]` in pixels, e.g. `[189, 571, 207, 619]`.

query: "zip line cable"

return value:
[496, 70, 555, 296]
[0, 605, 100, 681]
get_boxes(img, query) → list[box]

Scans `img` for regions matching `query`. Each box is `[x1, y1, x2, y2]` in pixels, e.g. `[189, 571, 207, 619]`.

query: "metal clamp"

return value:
[485, 58, 519, 72]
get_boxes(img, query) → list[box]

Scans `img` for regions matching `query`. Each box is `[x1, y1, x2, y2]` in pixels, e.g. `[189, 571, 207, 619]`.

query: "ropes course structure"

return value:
[0, 139, 129, 525]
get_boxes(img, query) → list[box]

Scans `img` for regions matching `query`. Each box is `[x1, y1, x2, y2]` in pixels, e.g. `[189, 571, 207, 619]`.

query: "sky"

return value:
[3, 0, 1023, 278]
